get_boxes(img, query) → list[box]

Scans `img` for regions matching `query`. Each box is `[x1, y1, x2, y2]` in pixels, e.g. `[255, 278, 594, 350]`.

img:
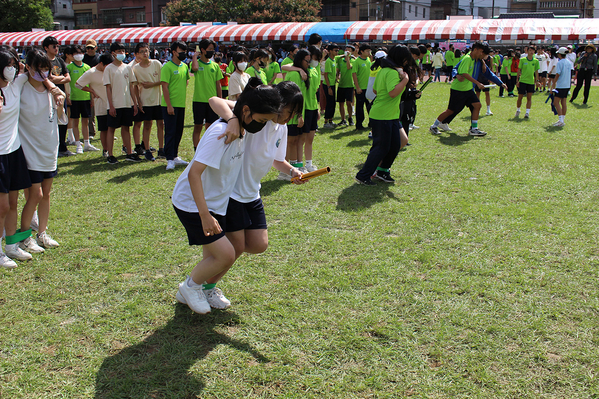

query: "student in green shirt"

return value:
[191, 39, 223, 149]
[281, 45, 298, 80]
[515, 45, 540, 118]
[65, 45, 98, 153]
[499, 49, 513, 97]
[352, 44, 372, 131]
[322, 44, 339, 128]
[355, 45, 415, 185]
[264, 47, 281, 85]
[336, 45, 355, 126]
[245, 48, 268, 85]
[445, 44, 455, 82]
[161, 41, 191, 170]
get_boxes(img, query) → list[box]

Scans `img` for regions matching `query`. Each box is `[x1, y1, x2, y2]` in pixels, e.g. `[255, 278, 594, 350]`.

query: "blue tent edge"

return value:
[305, 22, 355, 43]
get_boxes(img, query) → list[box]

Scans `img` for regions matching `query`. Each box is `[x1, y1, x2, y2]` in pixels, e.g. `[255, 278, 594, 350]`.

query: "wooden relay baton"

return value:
[291, 166, 331, 183]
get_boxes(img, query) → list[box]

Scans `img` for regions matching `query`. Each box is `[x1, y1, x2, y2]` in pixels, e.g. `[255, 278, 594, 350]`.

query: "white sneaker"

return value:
[176, 277, 211, 314]
[429, 125, 441, 135]
[36, 231, 59, 248]
[524, 113, 529, 119]
[166, 160, 175, 170]
[84, 143, 100, 152]
[553, 121, 565, 127]
[0, 253, 17, 268]
[411, 124, 420, 129]
[299, 166, 309, 174]
[277, 172, 291, 181]
[5, 243, 32, 260]
[486, 110, 493, 116]
[20, 237, 45, 254]
[468, 127, 487, 137]
[438, 123, 452, 132]
[76, 144, 84, 154]
[173, 156, 188, 166]
[31, 211, 39, 232]
[305, 164, 318, 173]
[204, 287, 231, 309]
[514, 110, 520, 118]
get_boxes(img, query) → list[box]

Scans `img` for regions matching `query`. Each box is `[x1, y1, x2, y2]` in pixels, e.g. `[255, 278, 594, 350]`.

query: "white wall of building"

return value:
[402, 0, 432, 20]
[459, 0, 509, 18]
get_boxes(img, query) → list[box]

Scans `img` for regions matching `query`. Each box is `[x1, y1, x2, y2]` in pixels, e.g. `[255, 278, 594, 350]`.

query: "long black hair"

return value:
[381, 44, 420, 80]
[26, 47, 52, 75]
[292, 48, 310, 90]
[275, 80, 303, 120]
[232, 77, 281, 121]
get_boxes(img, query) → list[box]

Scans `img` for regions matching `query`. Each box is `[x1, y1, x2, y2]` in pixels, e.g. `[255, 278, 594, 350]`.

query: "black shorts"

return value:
[70, 100, 91, 119]
[287, 124, 302, 137]
[475, 86, 490, 93]
[0, 147, 32, 193]
[193, 101, 218, 125]
[107, 107, 134, 128]
[221, 89, 228, 99]
[447, 89, 480, 114]
[554, 88, 569, 99]
[225, 198, 267, 232]
[337, 87, 354, 103]
[96, 115, 108, 132]
[517, 83, 535, 95]
[548, 74, 556, 79]
[29, 169, 58, 184]
[137, 105, 164, 122]
[539, 71, 547, 78]
[422, 63, 432, 72]
[302, 109, 319, 133]
[174, 205, 226, 245]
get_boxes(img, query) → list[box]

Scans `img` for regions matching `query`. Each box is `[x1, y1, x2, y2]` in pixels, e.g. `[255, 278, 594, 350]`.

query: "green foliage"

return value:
[0, 0, 54, 32]
[164, 0, 321, 25]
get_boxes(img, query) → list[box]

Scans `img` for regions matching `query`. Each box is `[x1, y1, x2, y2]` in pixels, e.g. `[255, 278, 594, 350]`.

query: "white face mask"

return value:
[73, 54, 84, 62]
[116, 53, 126, 62]
[3, 66, 16, 82]
[310, 60, 319, 68]
[237, 62, 248, 71]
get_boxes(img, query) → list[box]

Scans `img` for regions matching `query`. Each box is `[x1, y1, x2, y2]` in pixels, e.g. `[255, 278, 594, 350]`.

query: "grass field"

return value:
[1, 78, 598, 398]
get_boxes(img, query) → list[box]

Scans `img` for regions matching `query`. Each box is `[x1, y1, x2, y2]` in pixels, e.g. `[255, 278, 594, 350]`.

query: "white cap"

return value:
[557, 47, 568, 54]
[374, 50, 386, 59]
[567, 45, 572, 49]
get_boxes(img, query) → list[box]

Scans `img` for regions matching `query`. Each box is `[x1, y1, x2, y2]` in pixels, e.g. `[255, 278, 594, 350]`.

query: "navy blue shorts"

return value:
[141, 105, 164, 121]
[96, 115, 108, 132]
[287, 124, 302, 137]
[555, 88, 569, 99]
[517, 83, 535, 95]
[447, 89, 480, 114]
[193, 101, 218, 125]
[70, 100, 91, 119]
[302, 109, 319, 133]
[174, 205, 226, 245]
[225, 198, 267, 232]
[29, 169, 58, 184]
[107, 107, 134, 128]
[337, 87, 354, 103]
[0, 147, 32, 193]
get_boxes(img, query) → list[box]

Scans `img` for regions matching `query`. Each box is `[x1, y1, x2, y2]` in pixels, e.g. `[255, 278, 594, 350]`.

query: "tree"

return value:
[164, 0, 321, 26]
[0, 0, 54, 32]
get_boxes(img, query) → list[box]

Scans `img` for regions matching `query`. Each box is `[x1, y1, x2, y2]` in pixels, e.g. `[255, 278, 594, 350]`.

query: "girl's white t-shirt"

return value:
[231, 121, 287, 203]
[0, 75, 28, 155]
[547, 57, 558, 75]
[228, 71, 249, 97]
[18, 76, 59, 172]
[172, 121, 245, 216]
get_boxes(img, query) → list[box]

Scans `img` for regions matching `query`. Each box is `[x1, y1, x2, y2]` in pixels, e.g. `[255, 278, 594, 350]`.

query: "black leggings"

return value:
[571, 69, 593, 103]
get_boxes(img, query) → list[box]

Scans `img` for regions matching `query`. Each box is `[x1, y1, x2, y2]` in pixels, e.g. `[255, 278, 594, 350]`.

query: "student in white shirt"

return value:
[172, 78, 282, 314]
[103, 42, 141, 164]
[15, 49, 66, 254]
[227, 52, 250, 101]
[75, 53, 113, 157]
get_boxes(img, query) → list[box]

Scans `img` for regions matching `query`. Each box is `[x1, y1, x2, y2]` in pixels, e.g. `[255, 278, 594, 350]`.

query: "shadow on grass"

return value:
[260, 178, 289, 197]
[336, 182, 400, 211]
[107, 164, 170, 183]
[94, 304, 268, 399]
[543, 125, 565, 133]
[570, 102, 591, 109]
[436, 132, 475, 146]
[330, 129, 364, 140]
[347, 138, 371, 147]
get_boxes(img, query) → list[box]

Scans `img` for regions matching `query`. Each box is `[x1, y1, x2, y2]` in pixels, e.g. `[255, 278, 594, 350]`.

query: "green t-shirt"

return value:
[424, 50, 432, 64]
[501, 57, 512, 75]
[518, 56, 540, 85]
[284, 70, 304, 124]
[193, 60, 223, 103]
[451, 55, 476, 92]
[281, 57, 294, 66]
[226, 60, 235, 75]
[369, 68, 403, 120]
[246, 66, 267, 84]
[337, 56, 354, 88]
[265, 61, 281, 83]
[67, 62, 91, 101]
[324, 57, 337, 86]
[352, 56, 372, 90]
[160, 60, 190, 108]
[305, 67, 320, 111]
[445, 50, 455, 67]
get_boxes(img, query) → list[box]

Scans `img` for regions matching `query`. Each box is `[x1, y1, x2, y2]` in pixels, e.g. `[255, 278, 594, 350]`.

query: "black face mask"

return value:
[177, 51, 186, 60]
[259, 61, 266, 68]
[205, 50, 215, 59]
[214, 57, 221, 63]
[242, 115, 267, 134]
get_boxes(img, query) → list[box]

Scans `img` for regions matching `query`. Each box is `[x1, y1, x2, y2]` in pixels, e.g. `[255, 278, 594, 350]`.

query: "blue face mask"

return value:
[115, 53, 126, 62]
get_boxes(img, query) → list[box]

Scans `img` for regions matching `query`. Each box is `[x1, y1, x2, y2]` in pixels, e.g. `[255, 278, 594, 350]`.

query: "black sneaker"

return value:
[107, 155, 118, 164]
[348, 117, 355, 126]
[355, 176, 376, 186]
[125, 153, 142, 162]
[145, 149, 155, 161]
[374, 171, 395, 183]
[135, 145, 145, 156]
[338, 119, 347, 126]
[122, 145, 127, 155]
[141, 141, 157, 152]
[157, 148, 166, 159]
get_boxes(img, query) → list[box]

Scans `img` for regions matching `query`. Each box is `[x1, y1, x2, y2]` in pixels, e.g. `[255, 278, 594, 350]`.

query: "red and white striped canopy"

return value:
[0, 19, 596, 47]
[0, 22, 318, 47]
[345, 18, 599, 41]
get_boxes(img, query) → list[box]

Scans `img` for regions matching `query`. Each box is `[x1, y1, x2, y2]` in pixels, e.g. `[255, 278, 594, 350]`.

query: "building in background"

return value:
[459, 0, 510, 18]
[73, 0, 98, 29]
[507, 0, 594, 18]
[52, 0, 76, 30]
[96, 0, 168, 28]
